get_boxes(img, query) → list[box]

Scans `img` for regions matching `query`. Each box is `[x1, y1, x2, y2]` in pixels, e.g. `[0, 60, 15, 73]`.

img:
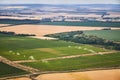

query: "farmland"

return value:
[0, 24, 119, 37]
[0, 62, 28, 77]
[0, 34, 106, 61]
[39, 21, 120, 27]
[0, 31, 120, 78]
[0, 19, 40, 25]
[0, 3, 120, 80]
[22, 52, 120, 71]
[35, 69, 120, 80]
[0, 19, 120, 27]
[45, 30, 120, 50]
[84, 30, 120, 41]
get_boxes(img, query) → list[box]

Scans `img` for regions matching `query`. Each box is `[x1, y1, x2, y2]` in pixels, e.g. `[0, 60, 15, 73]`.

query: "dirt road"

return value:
[0, 56, 39, 73]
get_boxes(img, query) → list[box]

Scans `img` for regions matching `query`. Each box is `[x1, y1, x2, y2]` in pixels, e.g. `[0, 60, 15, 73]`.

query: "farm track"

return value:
[0, 56, 39, 73]
[0, 51, 119, 80]
[0, 51, 119, 74]
[13, 60, 41, 64]
[13, 51, 119, 64]
[41, 51, 119, 61]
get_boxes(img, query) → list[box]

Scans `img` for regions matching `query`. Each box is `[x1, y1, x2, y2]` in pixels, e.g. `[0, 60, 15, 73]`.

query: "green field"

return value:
[0, 33, 120, 78]
[39, 21, 120, 27]
[84, 30, 120, 41]
[0, 19, 120, 27]
[0, 34, 106, 61]
[0, 19, 39, 25]
[22, 52, 120, 71]
[0, 62, 28, 77]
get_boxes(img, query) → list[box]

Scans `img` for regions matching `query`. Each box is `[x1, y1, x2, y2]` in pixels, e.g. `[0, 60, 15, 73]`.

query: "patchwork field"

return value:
[0, 3, 120, 80]
[84, 30, 120, 41]
[0, 26, 120, 79]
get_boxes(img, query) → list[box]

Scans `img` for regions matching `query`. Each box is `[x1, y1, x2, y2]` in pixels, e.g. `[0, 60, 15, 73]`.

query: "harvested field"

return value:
[0, 24, 120, 37]
[35, 69, 120, 80]
[9, 69, 120, 80]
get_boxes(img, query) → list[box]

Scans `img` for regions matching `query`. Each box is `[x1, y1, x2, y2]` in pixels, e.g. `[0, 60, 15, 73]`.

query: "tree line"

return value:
[45, 31, 120, 50]
[0, 31, 36, 36]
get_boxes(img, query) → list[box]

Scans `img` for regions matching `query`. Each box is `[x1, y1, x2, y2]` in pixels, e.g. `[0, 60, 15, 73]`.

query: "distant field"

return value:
[0, 19, 120, 27]
[22, 52, 120, 71]
[0, 34, 106, 61]
[0, 62, 28, 77]
[84, 30, 120, 41]
[39, 21, 120, 27]
[0, 19, 39, 24]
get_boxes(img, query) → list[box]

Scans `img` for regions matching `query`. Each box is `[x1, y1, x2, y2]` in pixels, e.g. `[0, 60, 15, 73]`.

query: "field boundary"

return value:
[11, 51, 119, 64]
[0, 51, 119, 79]
[41, 51, 119, 61]
[0, 56, 39, 73]
[0, 50, 119, 79]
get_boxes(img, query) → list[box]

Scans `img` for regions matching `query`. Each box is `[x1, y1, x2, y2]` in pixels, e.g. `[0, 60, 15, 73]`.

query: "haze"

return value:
[0, 0, 120, 4]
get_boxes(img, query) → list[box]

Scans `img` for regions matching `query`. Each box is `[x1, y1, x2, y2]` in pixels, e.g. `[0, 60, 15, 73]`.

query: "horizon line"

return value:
[0, 3, 120, 5]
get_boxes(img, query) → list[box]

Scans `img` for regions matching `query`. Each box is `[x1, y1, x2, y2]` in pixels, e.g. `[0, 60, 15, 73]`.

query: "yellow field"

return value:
[9, 69, 120, 80]
[0, 24, 119, 37]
